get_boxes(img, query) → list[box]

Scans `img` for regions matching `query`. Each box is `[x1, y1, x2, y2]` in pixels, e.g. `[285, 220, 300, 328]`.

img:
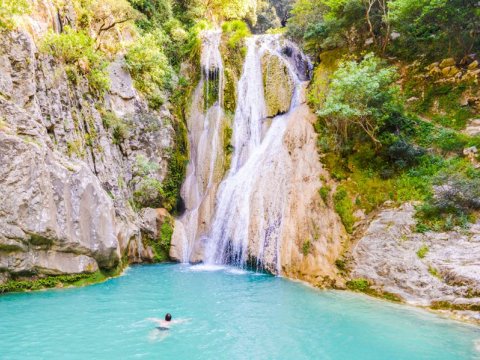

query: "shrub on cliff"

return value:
[317, 53, 400, 148]
[0, 0, 30, 30]
[416, 171, 480, 231]
[125, 29, 175, 109]
[40, 26, 110, 95]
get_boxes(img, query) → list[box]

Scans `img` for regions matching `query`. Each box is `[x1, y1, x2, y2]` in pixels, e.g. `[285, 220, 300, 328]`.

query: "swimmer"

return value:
[148, 314, 187, 331]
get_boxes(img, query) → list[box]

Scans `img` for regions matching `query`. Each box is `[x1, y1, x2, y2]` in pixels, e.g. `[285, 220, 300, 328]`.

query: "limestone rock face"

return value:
[0, 11, 175, 278]
[262, 51, 294, 117]
[270, 104, 347, 286]
[352, 203, 480, 307]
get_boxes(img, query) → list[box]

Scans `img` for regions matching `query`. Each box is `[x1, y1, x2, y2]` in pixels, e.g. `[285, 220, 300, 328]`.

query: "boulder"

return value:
[261, 51, 294, 118]
[439, 58, 456, 68]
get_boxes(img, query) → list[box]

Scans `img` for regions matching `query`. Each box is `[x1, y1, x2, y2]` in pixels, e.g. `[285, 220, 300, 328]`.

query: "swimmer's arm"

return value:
[146, 317, 164, 325]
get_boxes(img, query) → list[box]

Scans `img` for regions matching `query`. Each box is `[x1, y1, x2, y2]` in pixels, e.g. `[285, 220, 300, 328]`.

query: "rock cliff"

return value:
[0, 6, 175, 281]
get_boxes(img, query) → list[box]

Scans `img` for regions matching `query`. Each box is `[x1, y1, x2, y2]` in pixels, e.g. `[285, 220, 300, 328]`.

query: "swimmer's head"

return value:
[165, 313, 172, 321]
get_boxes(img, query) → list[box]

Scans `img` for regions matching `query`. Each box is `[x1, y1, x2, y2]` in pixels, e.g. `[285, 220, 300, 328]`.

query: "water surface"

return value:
[1, 264, 479, 359]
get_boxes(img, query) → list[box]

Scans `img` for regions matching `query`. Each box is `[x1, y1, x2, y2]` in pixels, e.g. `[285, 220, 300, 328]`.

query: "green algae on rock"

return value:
[261, 51, 294, 118]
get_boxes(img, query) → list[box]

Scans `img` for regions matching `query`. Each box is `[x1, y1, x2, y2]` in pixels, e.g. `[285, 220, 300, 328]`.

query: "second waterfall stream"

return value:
[170, 30, 347, 282]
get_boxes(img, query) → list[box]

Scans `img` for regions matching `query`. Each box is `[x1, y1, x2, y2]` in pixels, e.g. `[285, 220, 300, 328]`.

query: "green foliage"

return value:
[416, 244, 429, 259]
[222, 20, 251, 49]
[132, 155, 165, 209]
[333, 186, 355, 233]
[415, 170, 480, 232]
[0, 269, 118, 294]
[317, 53, 400, 147]
[144, 219, 174, 262]
[388, 0, 480, 61]
[0, 0, 30, 30]
[319, 185, 331, 203]
[125, 29, 175, 109]
[404, 81, 474, 131]
[40, 26, 110, 95]
[128, 0, 173, 31]
[100, 109, 130, 145]
[346, 278, 370, 292]
[160, 116, 188, 213]
[302, 240, 312, 255]
[182, 20, 211, 63]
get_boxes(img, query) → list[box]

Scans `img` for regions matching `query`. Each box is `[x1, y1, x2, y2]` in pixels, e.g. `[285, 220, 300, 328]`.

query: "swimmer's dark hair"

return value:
[165, 313, 172, 321]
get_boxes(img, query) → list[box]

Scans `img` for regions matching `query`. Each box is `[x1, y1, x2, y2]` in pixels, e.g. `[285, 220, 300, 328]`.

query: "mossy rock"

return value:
[261, 51, 294, 118]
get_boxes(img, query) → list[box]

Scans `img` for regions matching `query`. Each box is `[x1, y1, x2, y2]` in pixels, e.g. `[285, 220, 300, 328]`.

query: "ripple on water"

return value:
[0, 264, 479, 360]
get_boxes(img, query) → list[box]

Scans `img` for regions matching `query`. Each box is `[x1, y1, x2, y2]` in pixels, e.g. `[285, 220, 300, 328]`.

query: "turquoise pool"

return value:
[0, 264, 479, 359]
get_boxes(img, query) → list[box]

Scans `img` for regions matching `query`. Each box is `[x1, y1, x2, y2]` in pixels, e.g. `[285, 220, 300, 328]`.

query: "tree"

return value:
[317, 53, 399, 147]
[388, 0, 480, 60]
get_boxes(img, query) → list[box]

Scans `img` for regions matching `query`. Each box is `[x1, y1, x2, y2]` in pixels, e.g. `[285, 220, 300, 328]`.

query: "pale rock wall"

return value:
[0, 6, 175, 280]
[351, 203, 480, 307]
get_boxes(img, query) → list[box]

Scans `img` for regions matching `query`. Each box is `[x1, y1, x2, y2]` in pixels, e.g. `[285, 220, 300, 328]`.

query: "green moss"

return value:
[0, 244, 22, 252]
[0, 268, 119, 294]
[319, 186, 331, 203]
[66, 139, 85, 158]
[428, 266, 442, 279]
[29, 234, 53, 247]
[346, 278, 402, 302]
[333, 186, 355, 234]
[144, 219, 174, 262]
[302, 240, 312, 256]
[416, 245, 429, 259]
[334, 259, 346, 271]
[346, 278, 370, 292]
[262, 52, 294, 117]
[203, 75, 220, 109]
[430, 301, 480, 312]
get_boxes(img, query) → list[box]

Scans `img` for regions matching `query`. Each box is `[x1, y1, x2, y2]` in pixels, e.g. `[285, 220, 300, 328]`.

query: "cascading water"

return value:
[172, 31, 346, 278]
[203, 35, 304, 271]
[176, 30, 226, 263]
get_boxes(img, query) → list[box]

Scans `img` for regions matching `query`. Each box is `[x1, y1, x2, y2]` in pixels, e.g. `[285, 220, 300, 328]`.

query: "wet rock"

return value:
[262, 51, 294, 117]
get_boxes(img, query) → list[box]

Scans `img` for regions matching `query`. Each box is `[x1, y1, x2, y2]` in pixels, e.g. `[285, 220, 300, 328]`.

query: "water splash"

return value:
[203, 35, 307, 272]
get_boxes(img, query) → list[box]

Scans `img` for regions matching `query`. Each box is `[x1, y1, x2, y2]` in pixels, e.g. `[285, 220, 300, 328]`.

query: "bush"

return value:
[317, 53, 400, 148]
[0, 0, 30, 30]
[346, 278, 370, 292]
[415, 172, 480, 232]
[333, 186, 355, 233]
[222, 20, 251, 49]
[125, 29, 175, 109]
[302, 240, 312, 256]
[144, 219, 174, 262]
[416, 244, 429, 259]
[132, 155, 164, 209]
[100, 109, 130, 144]
[40, 26, 110, 95]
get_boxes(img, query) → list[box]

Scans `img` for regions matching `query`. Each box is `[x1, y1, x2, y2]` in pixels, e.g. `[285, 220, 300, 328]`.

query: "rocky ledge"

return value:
[351, 202, 480, 321]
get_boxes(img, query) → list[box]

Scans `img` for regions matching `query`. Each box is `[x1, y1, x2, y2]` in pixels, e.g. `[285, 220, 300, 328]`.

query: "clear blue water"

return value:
[1, 264, 479, 359]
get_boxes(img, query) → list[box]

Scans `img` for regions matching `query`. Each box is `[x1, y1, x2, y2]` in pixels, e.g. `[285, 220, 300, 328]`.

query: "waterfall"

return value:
[176, 30, 225, 263]
[203, 35, 305, 271]
[171, 31, 330, 275]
